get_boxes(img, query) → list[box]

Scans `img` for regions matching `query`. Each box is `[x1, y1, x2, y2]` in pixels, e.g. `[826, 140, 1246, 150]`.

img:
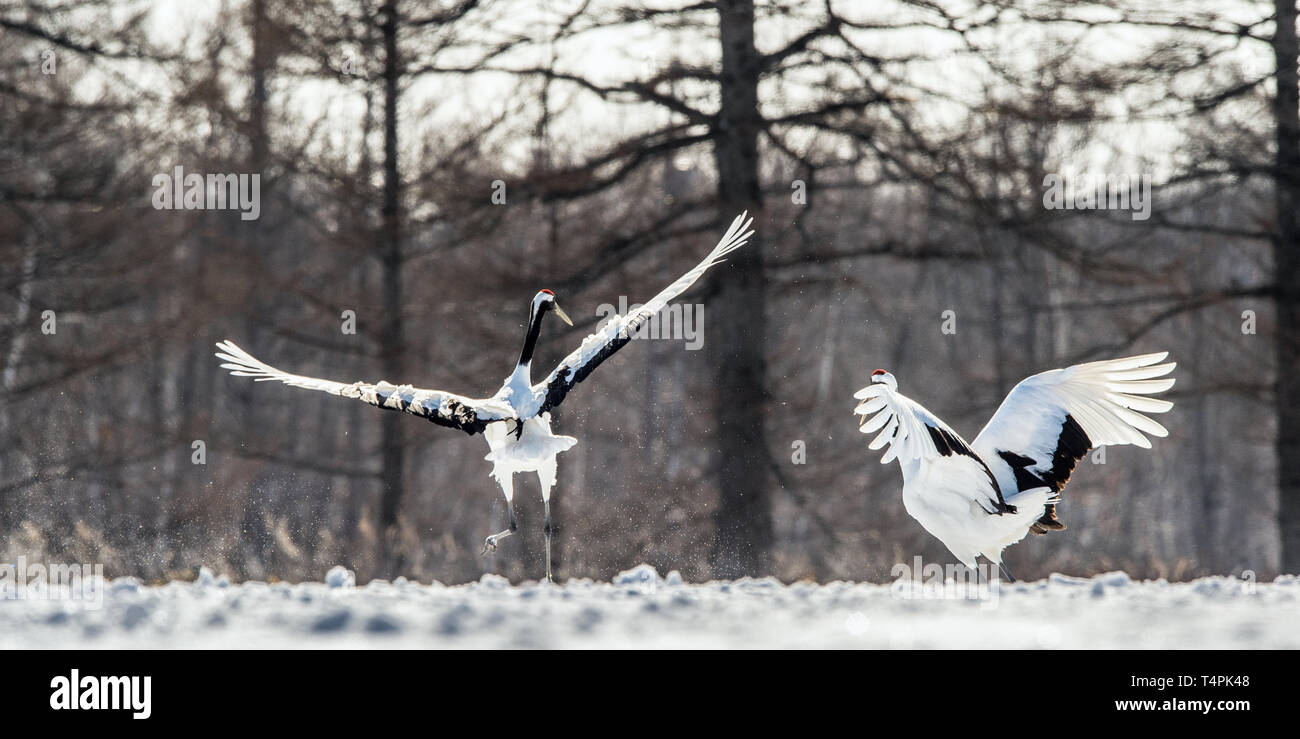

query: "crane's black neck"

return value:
[516, 302, 548, 369]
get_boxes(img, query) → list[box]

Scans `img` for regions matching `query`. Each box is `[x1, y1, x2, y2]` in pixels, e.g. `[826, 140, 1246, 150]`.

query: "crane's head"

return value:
[871, 368, 897, 390]
[531, 289, 573, 326]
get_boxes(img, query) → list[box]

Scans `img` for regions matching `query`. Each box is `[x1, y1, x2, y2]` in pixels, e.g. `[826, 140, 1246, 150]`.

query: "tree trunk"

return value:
[378, 0, 407, 577]
[249, 0, 270, 172]
[1274, 0, 1300, 573]
[708, 0, 773, 577]
[239, 0, 271, 422]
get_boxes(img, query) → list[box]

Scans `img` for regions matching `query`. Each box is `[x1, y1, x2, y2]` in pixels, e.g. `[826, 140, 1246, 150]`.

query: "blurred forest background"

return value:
[1, 0, 1294, 584]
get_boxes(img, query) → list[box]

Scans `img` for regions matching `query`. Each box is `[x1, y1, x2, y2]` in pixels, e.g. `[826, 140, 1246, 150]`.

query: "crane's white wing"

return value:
[537, 212, 754, 413]
[215, 340, 515, 435]
[971, 351, 1175, 531]
[853, 381, 1012, 516]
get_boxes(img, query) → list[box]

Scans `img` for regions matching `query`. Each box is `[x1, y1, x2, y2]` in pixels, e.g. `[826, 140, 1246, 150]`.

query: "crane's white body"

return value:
[899, 448, 1058, 569]
[854, 353, 1176, 571]
[482, 361, 576, 505]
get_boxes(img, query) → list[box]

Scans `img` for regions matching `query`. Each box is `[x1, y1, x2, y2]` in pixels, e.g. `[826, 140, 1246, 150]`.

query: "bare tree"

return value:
[1272, 0, 1300, 572]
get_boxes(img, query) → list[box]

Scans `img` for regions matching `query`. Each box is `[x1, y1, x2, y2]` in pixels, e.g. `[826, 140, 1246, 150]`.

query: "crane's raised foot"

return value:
[482, 500, 517, 557]
[481, 530, 513, 555]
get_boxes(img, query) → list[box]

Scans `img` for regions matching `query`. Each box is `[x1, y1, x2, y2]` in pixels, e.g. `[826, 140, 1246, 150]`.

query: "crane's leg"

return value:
[538, 457, 559, 583]
[543, 499, 554, 584]
[481, 475, 517, 555]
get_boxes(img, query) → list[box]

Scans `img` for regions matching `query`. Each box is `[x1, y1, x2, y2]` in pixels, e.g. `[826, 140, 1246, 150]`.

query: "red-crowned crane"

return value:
[217, 213, 754, 582]
[853, 352, 1176, 581]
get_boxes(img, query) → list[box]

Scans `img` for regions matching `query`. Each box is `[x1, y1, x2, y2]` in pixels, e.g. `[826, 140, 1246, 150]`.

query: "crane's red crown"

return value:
[872, 369, 887, 376]
[540, 289, 554, 295]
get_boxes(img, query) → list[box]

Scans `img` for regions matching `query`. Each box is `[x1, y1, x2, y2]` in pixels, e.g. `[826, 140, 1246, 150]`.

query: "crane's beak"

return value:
[553, 303, 573, 326]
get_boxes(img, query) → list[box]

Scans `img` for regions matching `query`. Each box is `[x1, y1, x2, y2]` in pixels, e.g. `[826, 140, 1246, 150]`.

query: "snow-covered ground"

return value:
[2, 565, 1296, 649]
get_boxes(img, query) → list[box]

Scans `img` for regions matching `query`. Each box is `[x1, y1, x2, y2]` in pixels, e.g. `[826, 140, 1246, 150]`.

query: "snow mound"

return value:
[613, 564, 660, 587]
[0, 568, 1294, 649]
[324, 566, 355, 589]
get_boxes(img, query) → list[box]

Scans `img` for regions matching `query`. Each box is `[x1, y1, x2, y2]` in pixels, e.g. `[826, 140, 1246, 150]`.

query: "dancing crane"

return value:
[216, 212, 753, 582]
[852, 352, 1175, 580]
